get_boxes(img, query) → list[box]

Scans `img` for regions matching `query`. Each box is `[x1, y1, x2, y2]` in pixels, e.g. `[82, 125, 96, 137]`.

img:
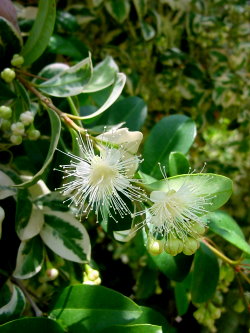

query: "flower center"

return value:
[89, 156, 118, 187]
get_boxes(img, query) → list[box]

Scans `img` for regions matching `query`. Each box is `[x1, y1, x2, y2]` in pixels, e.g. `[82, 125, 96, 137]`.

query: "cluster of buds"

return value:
[83, 264, 101, 285]
[193, 301, 223, 333]
[0, 54, 24, 84]
[0, 106, 40, 145]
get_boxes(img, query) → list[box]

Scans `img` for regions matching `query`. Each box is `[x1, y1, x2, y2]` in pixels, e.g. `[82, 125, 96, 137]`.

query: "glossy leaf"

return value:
[0, 317, 65, 333]
[17, 206, 44, 241]
[15, 189, 32, 240]
[38, 56, 92, 97]
[168, 152, 190, 176]
[101, 324, 163, 333]
[0, 170, 15, 200]
[146, 174, 233, 212]
[105, 0, 131, 23]
[49, 285, 142, 332]
[191, 242, 219, 303]
[40, 209, 91, 263]
[0, 282, 25, 324]
[21, 0, 56, 65]
[14, 108, 61, 188]
[133, 306, 169, 332]
[141, 115, 196, 179]
[13, 236, 44, 279]
[206, 211, 250, 255]
[174, 282, 189, 316]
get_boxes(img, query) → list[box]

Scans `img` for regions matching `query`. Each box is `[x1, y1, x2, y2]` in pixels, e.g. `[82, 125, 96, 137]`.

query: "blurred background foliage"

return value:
[11, 0, 250, 331]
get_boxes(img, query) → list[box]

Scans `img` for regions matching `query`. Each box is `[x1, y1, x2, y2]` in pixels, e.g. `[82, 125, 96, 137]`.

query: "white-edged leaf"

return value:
[0, 170, 15, 200]
[40, 209, 91, 263]
[18, 206, 44, 241]
[82, 72, 126, 121]
[0, 206, 5, 239]
[13, 236, 44, 279]
[37, 56, 93, 97]
[0, 281, 25, 323]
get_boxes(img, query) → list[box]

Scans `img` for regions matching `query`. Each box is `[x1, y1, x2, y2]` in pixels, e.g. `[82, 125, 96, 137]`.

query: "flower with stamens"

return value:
[56, 131, 145, 221]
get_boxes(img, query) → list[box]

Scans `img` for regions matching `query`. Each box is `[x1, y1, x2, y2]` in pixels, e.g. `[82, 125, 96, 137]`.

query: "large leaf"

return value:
[191, 242, 219, 303]
[206, 211, 250, 255]
[15, 189, 33, 240]
[96, 96, 147, 131]
[101, 324, 163, 333]
[14, 108, 61, 188]
[81, 73, 126, 122]
[49, 285, 142, 332]
[150, 252, 193, 282]
[13, 236, 44, 279]
[141, 115, 196, 179]
[40, 209, 91, 263]
[133, 306, 169, 333]
[82, 56, 118, 92]
[0, 317, 65, 333]
[146, 174, 233, 212]
[38, 56, 92, 97]
[174, 281, 189, 316]
[21, 0, 56, 65]
[0, 282, 25, 324]
[168, 152, 190, 177]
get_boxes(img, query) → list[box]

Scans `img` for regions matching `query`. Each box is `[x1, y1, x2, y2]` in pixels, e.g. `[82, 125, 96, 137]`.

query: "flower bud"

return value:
[20, 111, 34, 125]
[147, 237, 164, 256]
[191, 221, 206, 236]
[1, 119, 11, 131]
[11, 122, 25, 135]
[164, 236, 183, 256]
[208, 303, 221, 319]
[88, 269, 100, 281]
[0, 105, 12, 119]
[11, 54, 24, 67]
[1, 68, 16, 83]
[27, 129, 40, 140]
[46, 268, 59, 280]
[10, 134, 22, 145]
[183, 237, 200, 255]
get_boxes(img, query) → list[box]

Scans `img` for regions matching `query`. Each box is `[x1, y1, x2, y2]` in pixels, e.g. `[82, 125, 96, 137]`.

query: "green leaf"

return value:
[174, 282, 189, 316]
[135, 268, 157, 300]
[40, 209, 91, 263]
[96, 96, 147, 131]
[49, 285, 142, 332]
[141, 22, 155, 41]
[168, 152, 190, 177]
[133, 306, 169, 332]
[141, 115, 196, 179]
[82, 56, 119, 92]
[105, 0, 131, 23]
[150, 252, 193, 282]
[206, 211, 250, 255]
[81, 73, 126, 122]
[38, 56, 92, 97]
[133, 0, 148, 19]
[191, 242, 219, 303]
[0, 282, 25, 325]
[13, 236, 44, 279]
[0, 317, 65, 333]
[101, 324, 163, 333]
[14, 108, 61, 188]
[15, 189, 33, 240]
[0, 170, 15, 200]
[146, 174, 233, 212]
[21, 0, 56, 65]
[0, 81, 16, 104]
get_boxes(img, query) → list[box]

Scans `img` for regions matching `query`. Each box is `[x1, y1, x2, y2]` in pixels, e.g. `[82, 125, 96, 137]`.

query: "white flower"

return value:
[134, 175, 213, 241]
[57, 132, 144, 221]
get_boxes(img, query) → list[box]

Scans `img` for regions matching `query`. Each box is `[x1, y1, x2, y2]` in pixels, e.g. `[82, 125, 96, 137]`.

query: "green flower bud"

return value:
[20, 111, 34, 125]
[0, 105, 12, 119]
[208, 303, 221, 320]
[11, 54, 24, 67]
[191, 221, 206, 236]
[183, 237, 200, 255]
[147, 237, 164, 256]
[27, 129, 40, 140]
[1, 119, 11, 131]
[164, 236, 183, 256]
[10, 134, 22, 145]
[1, 68, 16, 83]
[11, 122, 25, 135]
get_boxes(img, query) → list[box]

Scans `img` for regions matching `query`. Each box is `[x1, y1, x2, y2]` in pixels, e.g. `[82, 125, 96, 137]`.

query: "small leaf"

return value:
[49, 285, 142, 332]
[13, 236, 44, 279]
[0, 282, 25, 324]
[105, 0, 131, 23]
[0, 317, 65, 333]
[0, 170, 15, 200]
[14, 108, 61, 188]
[40, 209, 91, 263]
[82, 73, 126, 121]
[17, 206, 44, 241]
[21, 0, 56, 65]
[38, 56, 92, 97]
[141, 21, 155, 41]
[133, 0, 148, 19]
[168, 152, 190, 176]
[174, 282, 189, 316]
[141, 115, 196, 179]
[191, 242, 219, 303]
[207, 211, 250, 255]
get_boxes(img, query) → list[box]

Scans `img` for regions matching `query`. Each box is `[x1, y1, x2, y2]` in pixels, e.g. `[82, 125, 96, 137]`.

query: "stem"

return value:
[12, 277, 43, 317]
[67, 97, 82, 127]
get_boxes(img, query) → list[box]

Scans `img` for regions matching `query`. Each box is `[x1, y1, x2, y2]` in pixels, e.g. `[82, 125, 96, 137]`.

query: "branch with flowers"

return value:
[0, 1, 249, 332]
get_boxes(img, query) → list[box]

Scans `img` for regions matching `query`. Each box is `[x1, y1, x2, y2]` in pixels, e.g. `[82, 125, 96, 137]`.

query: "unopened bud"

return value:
[1, 119, 11, 131]
[27, 129, 40, 140]
[183, 237, 200, 255]
[164, 236, 183, 256]
[46, 268, 59, 280]
[20, 111, 34, 125]
[11, 122, 25, 135]
[191, 221, 206, 236]
[0, 106, 12, 119]
[1, 68, 16, 83]
[147, 238, 164, 256]
[11, 54, 24, 67]
[88, 269, 99, 281]
[10, 134, 22, 145]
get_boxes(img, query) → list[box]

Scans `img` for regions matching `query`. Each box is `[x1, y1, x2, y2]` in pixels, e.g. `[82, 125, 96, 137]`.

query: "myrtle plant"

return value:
[0, 1, 249, 333]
